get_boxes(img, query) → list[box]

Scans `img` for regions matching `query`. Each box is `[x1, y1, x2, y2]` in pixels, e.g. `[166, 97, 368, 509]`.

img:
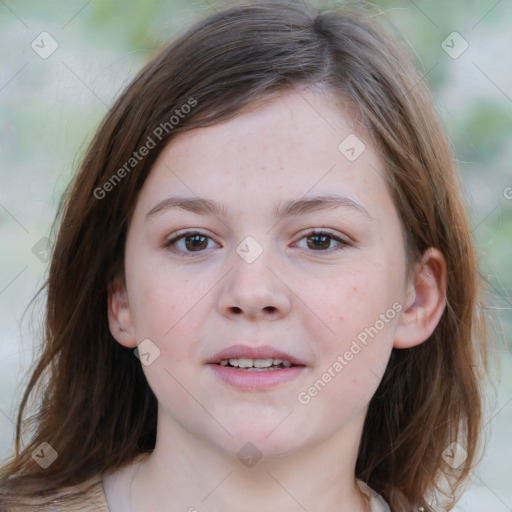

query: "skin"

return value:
[104, 86, 447, 512]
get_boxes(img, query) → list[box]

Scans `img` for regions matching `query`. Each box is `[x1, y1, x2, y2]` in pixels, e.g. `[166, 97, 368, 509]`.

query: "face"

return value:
[111, 87, 412, 458]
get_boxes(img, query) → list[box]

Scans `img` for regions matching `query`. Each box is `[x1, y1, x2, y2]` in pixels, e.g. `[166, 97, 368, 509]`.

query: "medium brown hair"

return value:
[0, 1, 488, 510]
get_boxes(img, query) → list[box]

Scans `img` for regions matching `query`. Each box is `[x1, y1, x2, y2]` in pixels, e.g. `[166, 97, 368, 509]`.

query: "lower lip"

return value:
[208, 364, 306, 391]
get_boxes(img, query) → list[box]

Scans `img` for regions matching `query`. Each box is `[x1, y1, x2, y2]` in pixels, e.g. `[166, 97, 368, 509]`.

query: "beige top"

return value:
[358, 479, 392, 512]
[8, 475, 391, 511]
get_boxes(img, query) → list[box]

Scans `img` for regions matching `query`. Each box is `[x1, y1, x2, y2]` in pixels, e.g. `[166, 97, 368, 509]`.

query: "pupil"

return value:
[308, 234, 329, 250]
[186, 235, 207, 251]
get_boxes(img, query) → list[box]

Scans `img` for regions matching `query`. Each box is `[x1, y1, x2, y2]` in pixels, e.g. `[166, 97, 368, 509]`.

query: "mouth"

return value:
[207, 344, 307, 391]
[208, 344, 307, 367]
[216, 358, 299, 371]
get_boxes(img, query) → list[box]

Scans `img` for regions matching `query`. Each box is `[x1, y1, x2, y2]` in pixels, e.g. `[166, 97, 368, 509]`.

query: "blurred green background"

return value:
[1, 0, 511, 509]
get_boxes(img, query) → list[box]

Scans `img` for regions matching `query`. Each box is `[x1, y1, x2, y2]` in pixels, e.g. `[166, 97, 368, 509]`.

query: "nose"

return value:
[217, 244, 291, 322]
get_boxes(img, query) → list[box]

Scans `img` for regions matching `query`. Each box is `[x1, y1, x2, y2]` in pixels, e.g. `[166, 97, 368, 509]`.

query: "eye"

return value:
[164, 229, 349, 256]
[295, 229, 348, 252]
[164, 231, 220, 256]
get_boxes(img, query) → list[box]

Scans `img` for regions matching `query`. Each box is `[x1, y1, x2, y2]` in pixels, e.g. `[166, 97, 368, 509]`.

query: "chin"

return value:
[213, 420, 307, 459]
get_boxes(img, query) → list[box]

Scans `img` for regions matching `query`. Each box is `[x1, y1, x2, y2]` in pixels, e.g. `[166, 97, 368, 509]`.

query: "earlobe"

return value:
[107, 275, 137, 348]
[393, 248, 447, 349]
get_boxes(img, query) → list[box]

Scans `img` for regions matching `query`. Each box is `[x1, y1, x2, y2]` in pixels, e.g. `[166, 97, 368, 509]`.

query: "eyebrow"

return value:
[146, 193, 371, 221]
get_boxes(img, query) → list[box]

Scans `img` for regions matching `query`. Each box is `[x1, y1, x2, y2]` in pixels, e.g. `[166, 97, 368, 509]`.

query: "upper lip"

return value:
[207, 344, 307, 366]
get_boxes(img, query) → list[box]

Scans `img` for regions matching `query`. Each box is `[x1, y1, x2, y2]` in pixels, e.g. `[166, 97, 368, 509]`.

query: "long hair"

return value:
[0, 1, 488, 510]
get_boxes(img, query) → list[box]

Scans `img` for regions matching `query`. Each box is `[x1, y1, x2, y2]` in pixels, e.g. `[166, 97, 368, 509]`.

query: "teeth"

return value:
[220, 358, 294, 368]
[254, 358, 273, 368]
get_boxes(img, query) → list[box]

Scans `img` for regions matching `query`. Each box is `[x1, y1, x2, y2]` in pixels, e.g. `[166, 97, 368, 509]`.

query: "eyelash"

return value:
[163, 229, 349, 256]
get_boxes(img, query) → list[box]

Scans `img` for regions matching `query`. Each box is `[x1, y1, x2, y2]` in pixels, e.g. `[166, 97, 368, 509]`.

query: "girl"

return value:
[0, 1, 489, 511]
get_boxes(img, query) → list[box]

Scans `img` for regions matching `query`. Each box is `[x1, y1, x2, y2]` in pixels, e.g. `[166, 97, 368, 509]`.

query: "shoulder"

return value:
[356, 479, 433, 512]
[357, 479, 391, 512]
[1, 474, 109, 512]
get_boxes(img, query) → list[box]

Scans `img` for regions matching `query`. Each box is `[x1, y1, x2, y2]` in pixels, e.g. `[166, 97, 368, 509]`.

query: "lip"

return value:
[208, 364, 306, 391]
[207, 344, 307, 366]
[206, 344, 307, 391]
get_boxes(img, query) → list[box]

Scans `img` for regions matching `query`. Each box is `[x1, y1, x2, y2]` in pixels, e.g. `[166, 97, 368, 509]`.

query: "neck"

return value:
[127, 410, 371, 512]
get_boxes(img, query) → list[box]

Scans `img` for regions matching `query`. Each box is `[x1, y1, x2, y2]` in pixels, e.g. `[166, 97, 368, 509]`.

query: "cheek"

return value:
[126, 254, 204, 339]
[127, 264, 220, 391]
[129, 280, 178, 339]
[293, 259, 401, 412]
[299, 308, 397, 415]
[293, 259, 400, 349]
[299, 351, 389, 422]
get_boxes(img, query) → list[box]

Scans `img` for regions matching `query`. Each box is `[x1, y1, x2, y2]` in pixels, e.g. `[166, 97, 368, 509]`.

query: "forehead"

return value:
[134, 87, 392, 220]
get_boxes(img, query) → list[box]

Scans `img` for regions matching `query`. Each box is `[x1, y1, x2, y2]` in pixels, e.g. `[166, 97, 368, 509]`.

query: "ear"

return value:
[394, 247, 447, 349]
[107, 274, 137, 348]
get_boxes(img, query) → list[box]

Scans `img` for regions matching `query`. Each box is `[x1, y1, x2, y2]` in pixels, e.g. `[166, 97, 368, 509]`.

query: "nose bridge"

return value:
[218, 234, 291, 319]
[232, 234, 277, 298]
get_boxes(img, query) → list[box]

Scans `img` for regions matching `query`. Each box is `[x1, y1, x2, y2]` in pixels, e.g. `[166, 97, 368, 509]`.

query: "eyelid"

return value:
[296, 227, 351, 243]
[163, 230, 221, 255]
[293, 228, 351, 251]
